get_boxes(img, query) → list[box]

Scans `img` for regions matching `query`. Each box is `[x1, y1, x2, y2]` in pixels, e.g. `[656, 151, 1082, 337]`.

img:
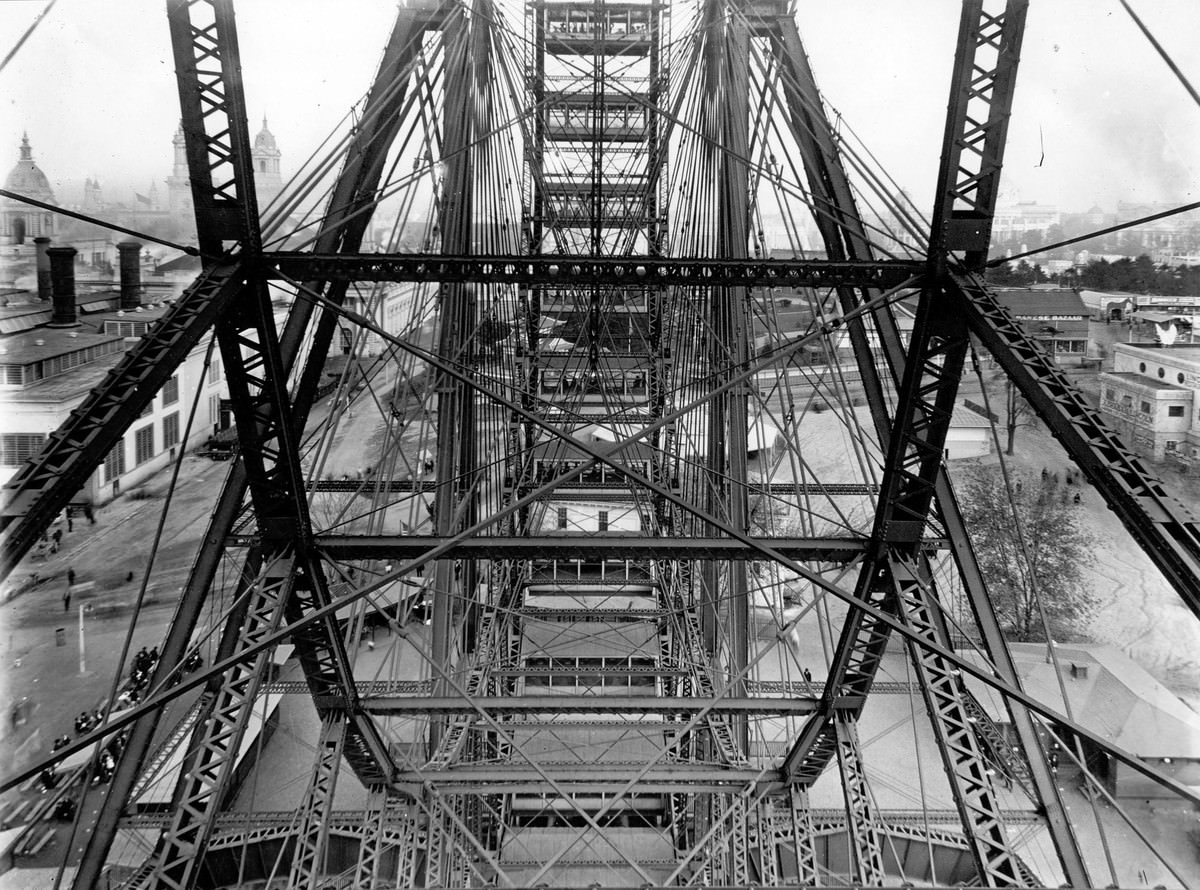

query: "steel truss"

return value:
[2, 1, 1197, 888]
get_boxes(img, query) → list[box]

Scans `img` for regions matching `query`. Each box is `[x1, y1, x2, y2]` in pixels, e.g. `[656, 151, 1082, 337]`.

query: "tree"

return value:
[958, 466, 1095, 641]
[1001, 380, 1036, 456]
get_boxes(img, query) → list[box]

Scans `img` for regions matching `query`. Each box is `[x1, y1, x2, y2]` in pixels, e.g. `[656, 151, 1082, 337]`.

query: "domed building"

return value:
[2, 134, 56, 245]
[252, 116, 283, 209]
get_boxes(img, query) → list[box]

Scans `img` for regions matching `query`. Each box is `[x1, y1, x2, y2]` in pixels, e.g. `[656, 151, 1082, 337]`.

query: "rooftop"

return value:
[993, 288, 1088, 317]
[967, 642, 1200, 758]
[1099, 371, 1190, 393]
[1113, 342, 1200, 362]
[1, 352, 124, 403]
[0, 326, 124, 364]
[950, 401, 993, 429]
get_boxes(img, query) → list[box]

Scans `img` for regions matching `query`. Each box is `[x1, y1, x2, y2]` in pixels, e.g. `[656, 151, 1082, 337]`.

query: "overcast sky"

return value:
[1, 0, 1198, 217]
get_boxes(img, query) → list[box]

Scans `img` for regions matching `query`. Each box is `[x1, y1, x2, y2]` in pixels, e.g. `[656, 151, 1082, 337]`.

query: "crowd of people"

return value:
[33, 636, 210, 822]
[36, 648, 163, 797]
[39, 716, 125, 794]
[129, 646, 160, 690]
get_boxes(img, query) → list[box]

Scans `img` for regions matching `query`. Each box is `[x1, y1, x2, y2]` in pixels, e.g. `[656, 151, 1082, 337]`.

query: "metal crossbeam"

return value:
[310, 533, 948, 560]
[167, 0, 261, 257]
[356, 694, 841, 714]
[833, 717, 887, 886]
[788, 787, 820, 886]
[394, 764, 778, 790]
[149, 555, 295, 889]
[931, 1, 1029, 270]
[265, 251, 923, 289]
[353, 788, 392, 890]
[890, 555, 1025, 886]
[287, 717, 346, 889]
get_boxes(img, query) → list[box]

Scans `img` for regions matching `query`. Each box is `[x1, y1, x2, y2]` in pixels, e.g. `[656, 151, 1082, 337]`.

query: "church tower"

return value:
[165, 121, 193, 225]
[83, 177, 104, 212]
[251, 116, 283, 209]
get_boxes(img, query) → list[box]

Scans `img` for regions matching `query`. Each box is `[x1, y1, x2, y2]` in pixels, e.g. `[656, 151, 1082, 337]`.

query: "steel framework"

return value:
[3, 0, 1200, 888]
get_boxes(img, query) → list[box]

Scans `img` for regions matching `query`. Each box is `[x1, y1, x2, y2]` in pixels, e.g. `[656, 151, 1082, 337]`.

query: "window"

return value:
[1158, 367, 1166, 379]
[163, 412, 180, 448]
[162, 374, 179, 406]
[1169, 405, 1185, 417]
[556, 507, 568, 530]
[32, 341, 124, 382]
[0, 365, 23, 385]
[1139, 362, 1147, 372]
[135, 426, 154, 465]
[209, 355, 221, 383]
[104, 440, 127, 482]
[1166, 440, 1179, 453]
[1180, 373, 1187, 384]
[598, 510, 609, 532]
[1140, 401, 1151, 414]
[0, 433, 46, 465]
[105, 320, 150, 337]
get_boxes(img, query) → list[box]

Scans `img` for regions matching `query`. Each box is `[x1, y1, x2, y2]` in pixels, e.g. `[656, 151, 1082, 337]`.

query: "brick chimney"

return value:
[34, 237, 52, 302]
[47, 246, 79, 327]
[117, 241, 142, 310]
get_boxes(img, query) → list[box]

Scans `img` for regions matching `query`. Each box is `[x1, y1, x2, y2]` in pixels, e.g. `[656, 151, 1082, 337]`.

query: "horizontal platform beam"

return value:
[271, 679, 923, 696]
[302, 534, 950, 561]
[304, 534, 875, 562]
[264, 252, 924, 290]
[392, 764, 782, 793]
[354, 694, 850, 715]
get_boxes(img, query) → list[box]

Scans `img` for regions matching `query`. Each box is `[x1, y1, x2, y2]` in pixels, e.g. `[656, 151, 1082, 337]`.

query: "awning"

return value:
[1132, 310, 1189, 323]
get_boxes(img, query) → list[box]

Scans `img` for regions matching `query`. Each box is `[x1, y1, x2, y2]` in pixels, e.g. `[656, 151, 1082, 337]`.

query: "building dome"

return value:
[250, 116, 283, 207]
[3, 134, 55, 201]
[253, 116, 279, 155]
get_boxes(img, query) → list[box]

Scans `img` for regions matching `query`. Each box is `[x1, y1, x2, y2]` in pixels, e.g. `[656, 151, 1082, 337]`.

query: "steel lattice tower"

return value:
[3, 1, 1200, 888]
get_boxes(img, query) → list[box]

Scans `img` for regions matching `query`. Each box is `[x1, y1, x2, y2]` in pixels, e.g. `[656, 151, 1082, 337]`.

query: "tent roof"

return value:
[966, 643, 1200, 758]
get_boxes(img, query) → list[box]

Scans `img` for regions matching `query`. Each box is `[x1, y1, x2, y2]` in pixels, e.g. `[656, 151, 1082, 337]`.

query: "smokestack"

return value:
[34, 237, 52, 302]
[47, 246, 79, 327]
[117, 241, 142, 310]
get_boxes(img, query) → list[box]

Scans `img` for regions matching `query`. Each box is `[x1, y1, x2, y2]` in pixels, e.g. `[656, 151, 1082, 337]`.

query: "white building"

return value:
[0, 243, 228, 504]
[991, 200, 1059, 242]
[1098, 343, 1200, 464]
[944, 401, 993, 460]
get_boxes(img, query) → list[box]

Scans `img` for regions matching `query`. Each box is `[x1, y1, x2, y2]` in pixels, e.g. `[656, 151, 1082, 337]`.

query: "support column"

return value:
[833, 716, 886, 886]
[287, 717, 347, 888]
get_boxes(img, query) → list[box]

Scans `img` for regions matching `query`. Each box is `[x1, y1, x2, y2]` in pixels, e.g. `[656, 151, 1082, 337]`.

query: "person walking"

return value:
[63, 587, 71, 612]
[67, 567, 76, 586]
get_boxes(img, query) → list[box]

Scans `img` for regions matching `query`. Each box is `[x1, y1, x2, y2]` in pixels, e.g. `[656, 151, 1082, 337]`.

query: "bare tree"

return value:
[1003, 380, 1037, 456]
[958, 466, 1095, 641]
